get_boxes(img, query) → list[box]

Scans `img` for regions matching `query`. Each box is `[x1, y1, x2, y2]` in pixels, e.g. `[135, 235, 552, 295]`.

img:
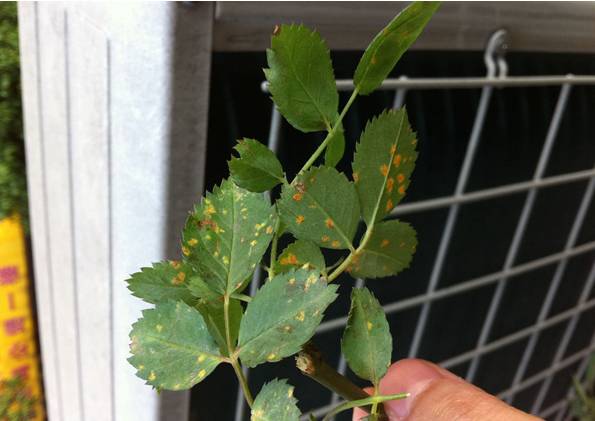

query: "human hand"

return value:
[353, 359, 542, 420]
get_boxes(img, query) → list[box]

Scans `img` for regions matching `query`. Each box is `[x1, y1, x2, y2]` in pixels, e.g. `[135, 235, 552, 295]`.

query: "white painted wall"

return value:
[18, 3, 213, 420]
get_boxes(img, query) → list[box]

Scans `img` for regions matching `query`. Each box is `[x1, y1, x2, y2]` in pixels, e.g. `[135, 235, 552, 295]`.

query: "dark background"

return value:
[190, 50, 595, 420]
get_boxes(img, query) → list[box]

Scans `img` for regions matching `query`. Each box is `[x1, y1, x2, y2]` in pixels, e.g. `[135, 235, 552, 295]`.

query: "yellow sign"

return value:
[0, 215, 44, 420]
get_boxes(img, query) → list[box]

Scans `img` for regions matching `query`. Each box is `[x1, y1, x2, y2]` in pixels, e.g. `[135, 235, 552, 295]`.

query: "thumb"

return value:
[353, 359, 542, 421]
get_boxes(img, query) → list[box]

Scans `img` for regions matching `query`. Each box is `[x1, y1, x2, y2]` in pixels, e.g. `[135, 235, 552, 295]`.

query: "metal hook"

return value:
[484, 29, 508, 79]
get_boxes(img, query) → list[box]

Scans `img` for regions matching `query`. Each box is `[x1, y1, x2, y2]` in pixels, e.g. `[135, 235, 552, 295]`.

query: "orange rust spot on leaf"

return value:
[321, 235, 330, 243]
[397, 173, 405, 184]
[296, 215, 305, 224]
[292, 192, 303, 201]
[371, 55, 377, 65]
[398, 185, 406, 195]
[393, 154, 402, 167]
[385, 198, 394, 212]
[353, 172, 359, 183]
[331, 240, 340, 248]
[386, 177, 394, 193]
[280, 253, 298, 266]
[170, 260, 181, 269]
[390, 144, 397, 155]
[380, 164, 389, 177]
[188, 238, 199, 246]
[182, 246, 190, 256]
[172, 272, 186, 285]
[295, 182, 306, 193]
[381, 239, 390, 248]
[325, 218, 334, 228]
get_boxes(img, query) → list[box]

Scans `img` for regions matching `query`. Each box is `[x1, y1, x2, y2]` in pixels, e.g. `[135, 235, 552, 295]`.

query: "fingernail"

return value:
[383, 361, 444, 420]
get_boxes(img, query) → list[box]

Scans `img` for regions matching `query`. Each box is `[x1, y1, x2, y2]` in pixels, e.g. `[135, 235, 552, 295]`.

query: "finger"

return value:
[353, 359, 541, 421]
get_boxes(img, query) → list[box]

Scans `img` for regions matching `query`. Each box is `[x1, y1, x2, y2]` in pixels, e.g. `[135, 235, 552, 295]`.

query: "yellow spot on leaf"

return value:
[267, 353, 277, 361]
[325, 218, 334, 228]
[288, 278, 296, 285]
[288, 387, 294, 398]
[292, 192, 303, 201]
[398, 185, 406, 195]
[380, 164, 389, 177]
[172, 272, 186, 285]
[205, 204, 216, 215]
[386, 177, 394, 193]
[138, 365, 145, 370]
[197, 354, 206, 363]
[156, 324, 163, 332]
[266, 226, 273, 234]
[222, 256, 230, 265]
[321, 235, 330, 243]
[353, 172, 359, 183]
[394, 154, 402, 167]
[296, 215, 305, 224]
[281, 253, 298, 266]
[170, 260, 181, 269]
[250, 240, 257, 247]
[367, 321, 373, 331]
[182, 246, 190, 256]
[188, 238, 198, 246]
[295, 310, 305, 322]
[386, 199, 394, 212]
[148, 371, 156, 381]
[331, 240, 340, 248]
[198, 369, 206, 379]
[381, 239, 390, 248]
[284, 325, 292, 332]
[390, 144, 397, 155]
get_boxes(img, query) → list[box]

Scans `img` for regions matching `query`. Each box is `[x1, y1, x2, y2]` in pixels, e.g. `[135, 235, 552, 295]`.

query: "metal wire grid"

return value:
[231, 31, 595, 421]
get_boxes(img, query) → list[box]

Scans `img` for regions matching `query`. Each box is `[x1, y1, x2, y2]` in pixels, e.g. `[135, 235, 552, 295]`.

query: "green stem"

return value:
[294, 88, 359, 180]
[225, 293, 255, 407]
[327, 218, 376, 282]
[230, 292, 252, 303]
[320, 392, 410, 421]
[268, 216, 281, 279]
[223, 294, 233, 356]
[231, 359, 254, 408]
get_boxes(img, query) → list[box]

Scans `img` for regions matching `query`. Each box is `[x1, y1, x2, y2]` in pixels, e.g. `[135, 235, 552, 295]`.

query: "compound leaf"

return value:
[238, 268, 338, 368]
[264, 24, 338, 132]
[274, 240, 326, 275]
[278, 166, 360, 250]
[251, 379, 301, 421]
[182, 180, 276, 294]
[354, 2, 440, 95]
[128, 301, 222, 390]
[352, 109, 417, 227]
[347, 220, 416, 279]
[342, 288, 391, 386]
[126, 260, 196, 305]
[229, 138, 285, 192]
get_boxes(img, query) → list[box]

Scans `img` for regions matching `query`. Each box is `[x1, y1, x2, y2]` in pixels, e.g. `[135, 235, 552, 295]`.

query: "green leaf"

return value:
[251, 379, 301, 421]
[278, 166, 360, 250]
[342, 288, 391, 386]
[229, 138, 285, 192]
[348, 220, 416, 279]
[238, 268, 338, 368]
[128, 301, 222, 390]
[274, 239, 326, 275]
[324, 122, 345, 168]
[182, 179, 277, 294]
[354, 2, 440, 95]
[264, 24, 338, 132]
[126, 260, 196, 305]
[197, 296, 243, 357]
[352, 109, 417, 227]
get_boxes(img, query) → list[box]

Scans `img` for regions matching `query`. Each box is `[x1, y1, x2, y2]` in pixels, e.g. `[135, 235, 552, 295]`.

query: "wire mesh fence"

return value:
[225, 31, 595, 421]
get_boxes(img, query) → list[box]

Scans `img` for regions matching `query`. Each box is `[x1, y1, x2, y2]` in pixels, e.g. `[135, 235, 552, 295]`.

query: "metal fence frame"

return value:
[231, 31, 595, 421]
